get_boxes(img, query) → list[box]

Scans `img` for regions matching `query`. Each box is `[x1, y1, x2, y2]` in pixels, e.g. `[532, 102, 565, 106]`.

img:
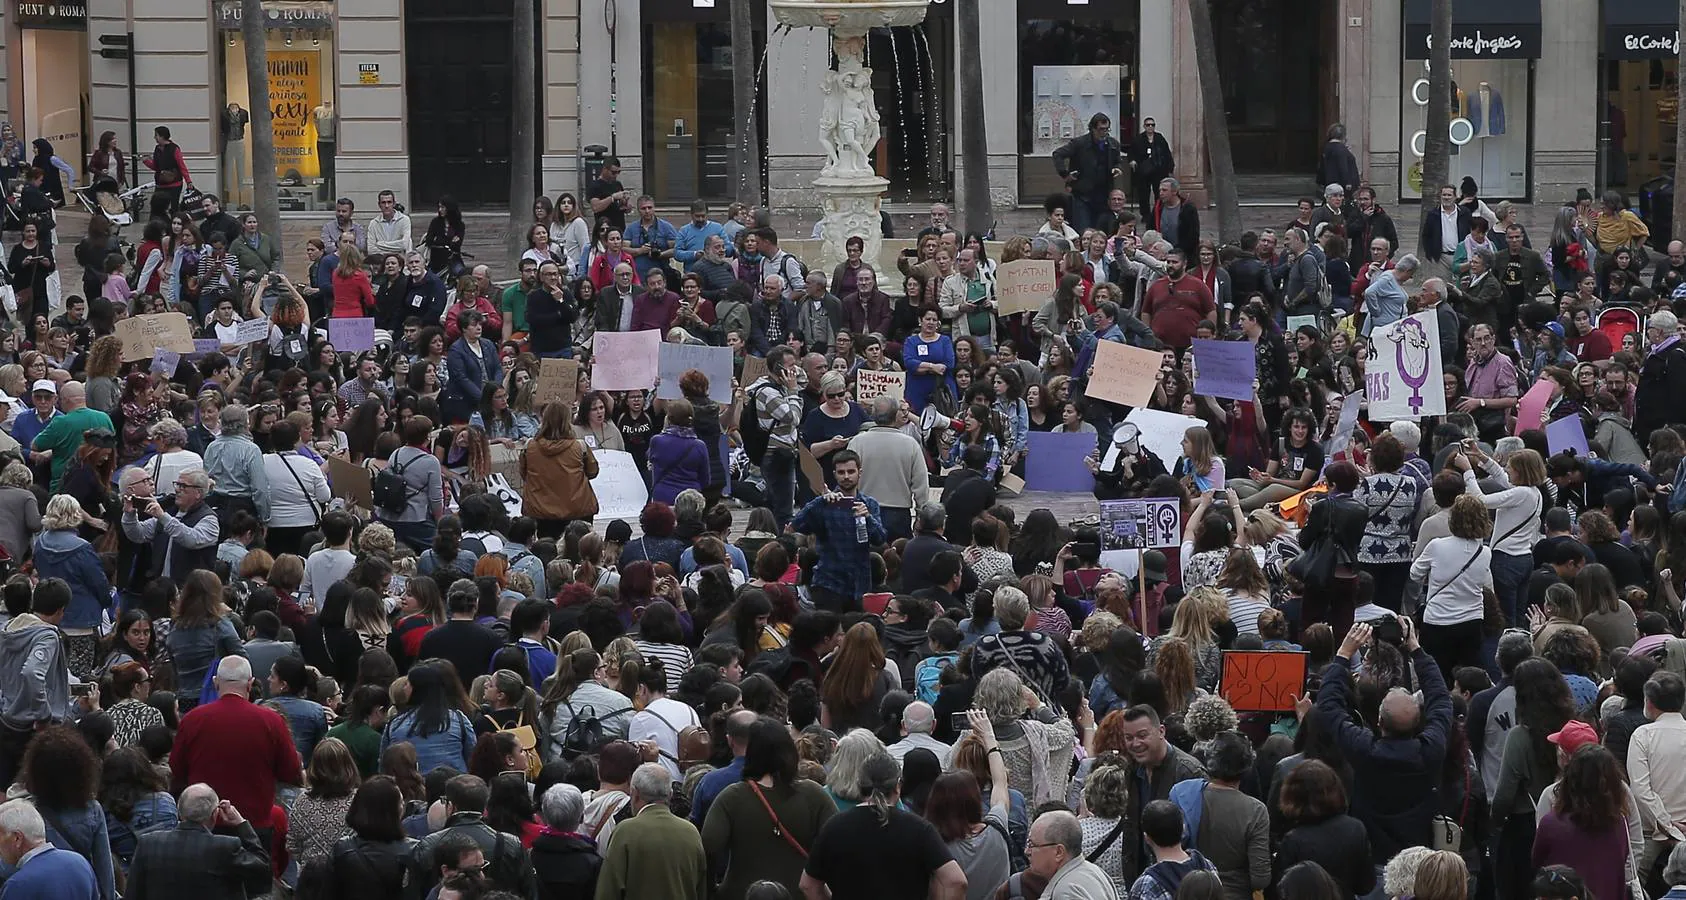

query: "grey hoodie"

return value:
[0, 613, 69, 729]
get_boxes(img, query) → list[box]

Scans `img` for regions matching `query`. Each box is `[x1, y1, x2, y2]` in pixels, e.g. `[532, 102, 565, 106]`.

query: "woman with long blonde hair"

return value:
[1153, 637, 1200, 715]
[1150, 586, 1226, 691]
[821, 621, 894, 733]
[1453, 443, 1548, 627]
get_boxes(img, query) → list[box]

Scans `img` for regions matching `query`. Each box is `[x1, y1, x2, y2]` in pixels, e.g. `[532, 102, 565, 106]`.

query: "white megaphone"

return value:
[919, 406, 965, 437]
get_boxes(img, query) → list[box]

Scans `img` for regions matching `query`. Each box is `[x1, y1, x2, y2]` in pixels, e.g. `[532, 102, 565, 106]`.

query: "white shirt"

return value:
[1629, 711, 1686, 840]
[301, 547, 357, 608]
[1465, 463, 1542, 557]
[889, 732, 954, 769]
[1411, 535, 1492, 625]
[1441, 209, 1459, 253]
[262, 451, 330, 528]
[630, 696, 701, 781]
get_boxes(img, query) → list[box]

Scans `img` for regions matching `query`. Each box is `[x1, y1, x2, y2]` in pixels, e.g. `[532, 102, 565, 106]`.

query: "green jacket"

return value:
[32, 406, 113, 491]
[595, 804, 709, 900]
[231, 233, 280, 278]
[325, 720, 381, 779]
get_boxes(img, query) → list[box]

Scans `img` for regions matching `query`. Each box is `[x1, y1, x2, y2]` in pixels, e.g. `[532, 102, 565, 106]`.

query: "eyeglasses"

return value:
[1026, 841, 1059, 852]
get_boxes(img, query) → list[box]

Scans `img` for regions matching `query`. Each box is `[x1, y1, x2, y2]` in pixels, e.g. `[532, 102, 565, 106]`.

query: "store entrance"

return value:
[867, 6, 952, 202]
[1213, 0, 1330, 177]
[405, 0, 516, 208]
[1604, 59, 1678, 197]
[19, 29, 89, 181]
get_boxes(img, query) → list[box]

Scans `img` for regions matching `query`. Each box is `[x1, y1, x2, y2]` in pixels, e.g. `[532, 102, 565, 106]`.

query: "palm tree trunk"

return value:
[1674, 0, 1686, 240]
[1419, 0, 1452, 255]
[511, 0, 538, 255]
[956, 0, 990, 236]
[1187, 0, 1238, 243]
[730, 0, 762, 206]
[240, 0, 279, 252]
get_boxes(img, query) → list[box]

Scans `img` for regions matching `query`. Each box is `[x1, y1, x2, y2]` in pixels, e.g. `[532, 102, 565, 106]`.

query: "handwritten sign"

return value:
[741, 354, 769, 386]
[589, 449, 649, 520]
[591, 330, 661, 391]
[1545, 415, 1589, 457]
[149, 350, 180, 375]
[328, 317, 376, 352]
[1365, 311, 1446, 420]
[187, 338, 222, 360]
[1098, 498, 1182, 550]
[1191, 338, 1256, 401]
[116, 312, 196, 362]
[1024, 431, 1097, 492]
[855, 368, 906, 404]
[327, 455, 373, 511]
[1514, 380, 1554, 436]
[234, 317, 271, 344]
[1219, 650, 1309, 713]
[535, 357, 579, 410]
[1085, 341, 1161, 408]
[656, 343, 734, 403]
[995, 258, 1056, 317]
[1327, 392, 1364, 461]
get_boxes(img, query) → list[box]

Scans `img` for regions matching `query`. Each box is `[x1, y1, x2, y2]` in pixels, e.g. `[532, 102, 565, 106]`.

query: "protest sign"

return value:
[1286, 315, 1318, 334]
[656, 343, 733, 402]
[485, 473, 523, 518]
[1191, 338, 1257, 401]
[234, 317, 271, 344]
[589, 449, 648, 520]
[855, 368, 906, 404]
[994, 258, 1056, 317]
[799, 447, 829, 495]
[117, 312, 196, 362]
[149, 350, 180, 375]
[1365, 311, 1446, 419]
[187, 338, 221, 359]
[1024, 432, 1097, 492]
[1098, 498, 1182, 550]
[328, 455, 373, 511]
[1545, 415, 1590, 457]
[1123, 408, 1205, 472]
[1086, 341, 1160, 407]
[591, 331, 661, 391]
[1515, 380, 1554, 435]
[534, 357, 579, 409]
[1327, 392, 1365, 460]
[1219, 650, 1309, 713]
[328, 317, 376, 352]
[741, 354, 769, 386]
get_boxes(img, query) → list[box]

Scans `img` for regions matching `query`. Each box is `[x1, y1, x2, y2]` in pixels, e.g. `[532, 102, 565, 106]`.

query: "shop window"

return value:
[1604, 58, 1678, 195]
[1400, 58, 1533, 201]
[218, 0, 337, 211]
[640, 4, 766, 205]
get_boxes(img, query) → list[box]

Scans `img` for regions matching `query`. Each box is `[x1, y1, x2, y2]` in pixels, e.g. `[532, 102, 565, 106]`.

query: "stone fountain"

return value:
[767, 0, 931, 273]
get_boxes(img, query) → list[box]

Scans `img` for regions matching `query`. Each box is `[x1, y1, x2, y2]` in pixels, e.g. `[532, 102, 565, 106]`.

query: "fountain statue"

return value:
[769, 0, 930, 272]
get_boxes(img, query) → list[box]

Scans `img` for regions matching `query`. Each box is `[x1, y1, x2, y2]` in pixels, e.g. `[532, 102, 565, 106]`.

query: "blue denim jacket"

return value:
[266, 694, 330, 766]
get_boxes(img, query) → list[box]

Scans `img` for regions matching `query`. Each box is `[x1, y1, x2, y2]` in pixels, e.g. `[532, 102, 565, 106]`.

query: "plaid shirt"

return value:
[790, 491, 884, 599]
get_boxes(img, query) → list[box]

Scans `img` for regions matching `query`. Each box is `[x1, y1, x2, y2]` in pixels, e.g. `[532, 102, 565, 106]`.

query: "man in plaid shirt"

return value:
[791, 449, 884, 612]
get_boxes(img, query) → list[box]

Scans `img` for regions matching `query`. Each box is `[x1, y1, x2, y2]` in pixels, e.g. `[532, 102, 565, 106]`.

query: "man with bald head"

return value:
[1653, 239, 1686, 293]
[1028, 809, 1117, 898]
[126, 783, 271, 900]
[749, 275, 797, 356]
[888, 701, 953, 767]
[593, 261, 643, 335]
[170, 656, 302, 845]
[1315, 616, 1451, 889]
[30, 379, 111, 491]
[847, 393, 928, 539]
[689, 709, 760, 825]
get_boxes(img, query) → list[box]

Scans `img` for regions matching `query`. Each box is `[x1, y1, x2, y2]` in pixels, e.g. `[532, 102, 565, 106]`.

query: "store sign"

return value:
[268, 51, 322, 180]
[358, 63, 380, 84]
[1404, 25, 1540, 59]
[215, 1, 334, 30]
[1607, 27, 1679, 58]
[13, 0, 88, 29]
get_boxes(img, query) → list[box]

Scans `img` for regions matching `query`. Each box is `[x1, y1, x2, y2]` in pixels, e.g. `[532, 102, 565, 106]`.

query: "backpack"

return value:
[646, 706, 713, 772]
[745, 646, 799, 685]
[373, 449, 418, 514]
[740, 378, 781, 462]
[559, 701, 629, 760]
[1302, 253, 1331, 310]
[277, 325, 309, 364]
[772, 252, 807, 292]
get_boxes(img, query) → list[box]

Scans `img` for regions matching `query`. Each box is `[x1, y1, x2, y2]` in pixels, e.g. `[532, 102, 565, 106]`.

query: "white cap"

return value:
[30, 380, 55, 395]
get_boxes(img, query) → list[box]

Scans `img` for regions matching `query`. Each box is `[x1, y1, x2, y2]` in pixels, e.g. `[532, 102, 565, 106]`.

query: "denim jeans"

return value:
[1490, 549, 1533, 626]
[763, 447, 796, 528]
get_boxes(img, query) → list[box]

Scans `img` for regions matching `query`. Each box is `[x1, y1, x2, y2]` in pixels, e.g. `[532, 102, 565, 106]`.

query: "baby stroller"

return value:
[74, 181, 151, 229]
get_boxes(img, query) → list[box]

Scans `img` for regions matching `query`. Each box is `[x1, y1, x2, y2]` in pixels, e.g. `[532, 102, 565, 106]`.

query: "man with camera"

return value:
[120, 468, 220, 585]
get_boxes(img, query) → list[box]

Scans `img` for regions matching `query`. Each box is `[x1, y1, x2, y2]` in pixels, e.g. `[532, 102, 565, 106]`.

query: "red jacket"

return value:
[331, 268, 376, 318]
[171, 694, 303, 827]
[443, 295, 503, 342]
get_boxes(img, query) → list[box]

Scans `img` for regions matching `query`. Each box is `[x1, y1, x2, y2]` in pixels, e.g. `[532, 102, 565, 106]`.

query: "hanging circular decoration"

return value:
[1449, 117, 1475, 145]
[1410, 130, 1427, 157]
[1412, 79, 1431, 106]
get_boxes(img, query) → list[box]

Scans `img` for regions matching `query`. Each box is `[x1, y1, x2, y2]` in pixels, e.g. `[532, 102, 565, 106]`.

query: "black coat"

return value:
[1419, 206, 1473, 264]
[941, 467, 997, 546]
[531, 830, 604, 900]
[1316, 141, 1361, 194]
[1276, 814, 1377, 899]
[328, 836, 414, 900]
[127, 822, 272, 900]
[1635, 342, 1686, 446]
[1350, 207, 1402, 268]
[1129, 132, 1175, 182]
[1052, 133, 1125, 199]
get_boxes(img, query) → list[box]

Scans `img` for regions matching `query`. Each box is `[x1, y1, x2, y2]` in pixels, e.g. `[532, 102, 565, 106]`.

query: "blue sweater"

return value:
[0, 847, 98, 900]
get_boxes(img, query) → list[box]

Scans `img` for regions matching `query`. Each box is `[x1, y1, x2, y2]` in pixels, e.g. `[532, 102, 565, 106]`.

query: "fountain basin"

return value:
[768, 0, 930, 35]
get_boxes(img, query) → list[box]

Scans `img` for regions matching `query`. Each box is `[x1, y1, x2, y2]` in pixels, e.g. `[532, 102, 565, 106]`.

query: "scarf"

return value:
[1019, 720, 1057, 807]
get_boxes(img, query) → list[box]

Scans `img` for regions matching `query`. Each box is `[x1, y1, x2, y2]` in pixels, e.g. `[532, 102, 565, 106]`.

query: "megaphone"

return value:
[920, 406, 965, 437]
[1110, 422, 1142, 454]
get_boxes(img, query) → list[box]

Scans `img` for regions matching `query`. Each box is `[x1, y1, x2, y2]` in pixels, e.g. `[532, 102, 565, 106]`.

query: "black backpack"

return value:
[560, 701, 627, 759]
[373, 450, 417, 514]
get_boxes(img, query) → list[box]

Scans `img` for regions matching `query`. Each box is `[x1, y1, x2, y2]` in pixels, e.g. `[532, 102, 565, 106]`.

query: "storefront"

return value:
[639, 0, 764, 203]
[11, 0, 90, 178]
[1399, 0, 1540, 202]
[1016, 0, 1138, 203]
[218, 0, 337, 211]
[1600, 0, 1678, 195]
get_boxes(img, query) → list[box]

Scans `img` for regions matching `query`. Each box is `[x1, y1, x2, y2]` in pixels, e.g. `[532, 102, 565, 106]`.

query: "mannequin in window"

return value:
[314, 101, 337, 194]
[222, 102, 249, 209]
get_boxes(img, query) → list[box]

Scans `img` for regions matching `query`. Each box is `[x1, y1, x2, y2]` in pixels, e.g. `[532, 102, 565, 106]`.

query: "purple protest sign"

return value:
[1191, 338, 1257, 401]
[1025, 431, 1097, 493]
[150, 349, 180, 375]
[328, 317, 376, 353]
[1545, 416, 1589, 457]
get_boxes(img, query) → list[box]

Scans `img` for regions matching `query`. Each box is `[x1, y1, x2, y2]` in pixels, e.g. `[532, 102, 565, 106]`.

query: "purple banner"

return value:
[1025, 431, 1097, 493]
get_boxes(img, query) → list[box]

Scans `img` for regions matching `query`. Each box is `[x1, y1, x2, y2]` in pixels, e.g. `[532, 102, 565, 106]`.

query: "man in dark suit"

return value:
[1052, 113, 1125, 234]
[1129, 117, 1175, 219]
[126, 784, 271, 900]
[1494, 223, 1549, 324]
[1418, 183, 1472, 274]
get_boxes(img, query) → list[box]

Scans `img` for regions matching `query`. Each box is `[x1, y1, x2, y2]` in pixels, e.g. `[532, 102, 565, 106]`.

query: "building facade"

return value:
[0, 0, 1657, 218]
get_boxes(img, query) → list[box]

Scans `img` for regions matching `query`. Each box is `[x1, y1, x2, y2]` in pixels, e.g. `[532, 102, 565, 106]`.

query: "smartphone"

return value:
[951, 711, 972, 733]
[70, 682, 92, 697]
[388, 574, 408, 596]
[1072, 541, 1100, 559]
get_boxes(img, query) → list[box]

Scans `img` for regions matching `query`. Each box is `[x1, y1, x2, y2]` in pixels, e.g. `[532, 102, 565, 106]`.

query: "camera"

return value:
[1365, 614, 1404, 648]
[951, 711, 972, 733]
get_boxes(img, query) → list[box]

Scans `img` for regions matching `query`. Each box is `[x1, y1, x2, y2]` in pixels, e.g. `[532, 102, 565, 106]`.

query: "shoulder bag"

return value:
[278, 452, 323, 526]
[748, 780, 809, 857]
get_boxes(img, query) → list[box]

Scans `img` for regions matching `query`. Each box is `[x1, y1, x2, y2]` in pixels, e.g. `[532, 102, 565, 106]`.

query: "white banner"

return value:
[1365, 310, 1446, 421]
[589, 449, 649, 521]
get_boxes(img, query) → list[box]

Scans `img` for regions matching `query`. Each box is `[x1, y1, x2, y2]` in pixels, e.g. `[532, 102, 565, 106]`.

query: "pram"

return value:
[74, 181, 151, 228]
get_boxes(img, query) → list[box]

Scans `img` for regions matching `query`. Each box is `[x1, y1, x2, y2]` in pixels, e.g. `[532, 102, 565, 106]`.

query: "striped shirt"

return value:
[634, 640, 693, 692]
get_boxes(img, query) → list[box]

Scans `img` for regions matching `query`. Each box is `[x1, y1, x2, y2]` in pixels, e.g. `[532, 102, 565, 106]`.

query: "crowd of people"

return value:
[0, 129, 1685, 900]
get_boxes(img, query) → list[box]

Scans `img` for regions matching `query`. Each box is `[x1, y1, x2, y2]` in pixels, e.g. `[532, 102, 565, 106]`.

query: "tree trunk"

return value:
[511, 0, 538, 256]
[1675, 0, 1686, 241]
[1187, 0, 1239, 243]
[956, 0, 990, 236]
[1419, 0, 1452, 255]
[730, 0, 761, 206]
[240, 0, 280, 257]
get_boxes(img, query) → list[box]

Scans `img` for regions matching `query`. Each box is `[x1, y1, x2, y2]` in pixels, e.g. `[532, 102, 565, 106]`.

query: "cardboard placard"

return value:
[116, 312, 196, 362]
[1024, 431, 1097, 492]
[589, 449, 649, 520]
[995, 258, 1057, 317]
[149, 350, 180, 375]
[1514, 380, 1554, 435]
[656, 343, 734, 403]
[1545, 415, 1589, 457]
[798, 447, 829, 495]
[999, 472, 1026, 494]
[327, 455, 373, 511]
[855, 368, 906, 404]
[234, 317, 272, 344]
[741, 354, 769, 386]
[1219, 650, 1309, 713]
[187, 338, 222, 360]
[1327, 392, 1365, 461]
[1085, 341, 1160, 408]
[1190, 338, 1257, 401]
[591, 330, 661, 391]
[1123, 408, 1206, 473]
[535, 357, 579, 410]
[328, 317, 376, 352]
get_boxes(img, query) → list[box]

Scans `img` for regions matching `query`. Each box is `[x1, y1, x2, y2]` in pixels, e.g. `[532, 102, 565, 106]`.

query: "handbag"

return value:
[1429, 764, 1469, 852]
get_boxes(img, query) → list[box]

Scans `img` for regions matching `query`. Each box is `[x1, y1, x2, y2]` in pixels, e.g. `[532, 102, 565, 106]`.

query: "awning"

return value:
[1403, 0, 1542, 59]
[1604, 0, 1680, 58]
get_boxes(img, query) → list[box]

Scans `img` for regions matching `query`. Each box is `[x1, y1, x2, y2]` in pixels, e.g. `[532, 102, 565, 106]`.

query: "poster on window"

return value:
[267, 51, 321, 180]
[1030, 66, 1121, 157]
